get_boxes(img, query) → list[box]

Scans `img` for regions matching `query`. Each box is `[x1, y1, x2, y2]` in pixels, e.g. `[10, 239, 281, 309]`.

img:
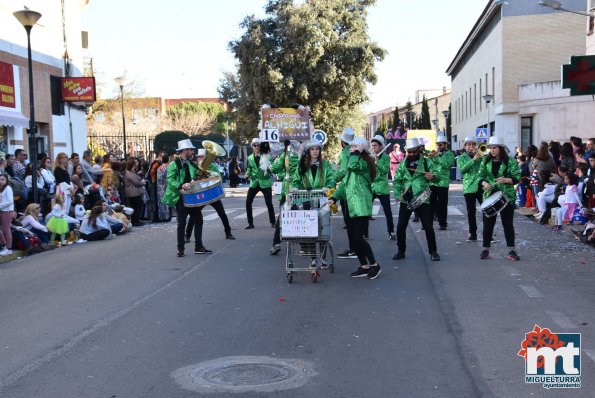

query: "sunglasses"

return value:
[406, 150, 418, 155]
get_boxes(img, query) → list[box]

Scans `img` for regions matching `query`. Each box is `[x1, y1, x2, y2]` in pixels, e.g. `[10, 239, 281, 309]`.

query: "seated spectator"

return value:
[20, 203, 50, 244]
[11, 221, 44, 256]
[79, 206, 111, 241]
[24, 163, 46, 202]
[73, 194, 87, 223]
[587, 153, 595, 209]
[552, 173, 583, 231]
[93, 200, 124, 235]
[70, 164, 86, 195]
[112, 204, 132, 232]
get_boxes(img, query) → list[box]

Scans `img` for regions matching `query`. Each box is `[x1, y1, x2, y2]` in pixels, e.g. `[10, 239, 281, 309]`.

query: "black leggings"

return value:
[482, 202, 515, 249]
[430, 186, 449, 226]
[464, 191, 483, 237]
[346, 216, 376, 266]
[80, 229, 110, 241]
[396, 203, 437, 254]
[246, 186, 276, 225]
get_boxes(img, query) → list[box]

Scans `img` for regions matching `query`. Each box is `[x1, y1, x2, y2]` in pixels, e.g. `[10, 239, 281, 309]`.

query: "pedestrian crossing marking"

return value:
[234, 208, 267, 219]
[372, 204, 380, 215]
[204, 209, 237, 221]
[447, 206, 464, 216]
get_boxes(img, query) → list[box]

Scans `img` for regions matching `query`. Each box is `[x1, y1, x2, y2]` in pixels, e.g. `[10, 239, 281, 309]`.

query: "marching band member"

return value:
[334, 128, 358, 259]
[369, 135, 396, 240]
[392, 138, 441, 261]
[430, 135, 455, 230]
[244, 138, 276, 229]
[162, 139, 210, 257]
[411, 138, 426, 223]
[477, 136, 521, 261]
[457, 136, 484, 241]
[327, 137, 381, 279]
[269, 140, 300, 255]
[184, 148, 235, 241]
[290, 139, 335, 196]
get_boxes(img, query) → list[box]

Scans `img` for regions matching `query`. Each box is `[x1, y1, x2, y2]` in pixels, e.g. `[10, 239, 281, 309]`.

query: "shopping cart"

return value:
[281, 190, 334, 283]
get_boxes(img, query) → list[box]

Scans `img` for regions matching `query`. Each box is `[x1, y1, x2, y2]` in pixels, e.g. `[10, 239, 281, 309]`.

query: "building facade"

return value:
[447, 0, 589, 150]
[0, 0, 90, 161]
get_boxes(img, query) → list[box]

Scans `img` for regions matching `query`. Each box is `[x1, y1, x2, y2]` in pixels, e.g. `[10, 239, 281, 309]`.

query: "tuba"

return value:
[477, 143, 489, 156]
[197, 140, 226, 180]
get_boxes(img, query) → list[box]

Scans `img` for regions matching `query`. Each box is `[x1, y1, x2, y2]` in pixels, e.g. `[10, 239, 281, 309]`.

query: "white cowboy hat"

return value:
[251, 138, 261, 146]
[176, 139, 196, 152]
[340, 128, 355, 144]
[487, 136, 506, 147]
[463, 136, 476, 144]
[304, 139, 323, 151]
[436, 135, 449, 144]
[351, 136, 369, 151]
[405, 138, 421, 150]
[371, 135, 385, 147]
[416, 137, 426, 147]
[197, 148, 206, 156]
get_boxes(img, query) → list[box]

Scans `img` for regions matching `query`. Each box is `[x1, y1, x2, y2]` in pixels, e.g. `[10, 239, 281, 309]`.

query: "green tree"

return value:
[376, 113, 388, 136]
[164, 102, 227, 135]
[219, 0, 386, 156]
[154, 131, 189, 155]
[392, 104, 400, 129]
[419, 95, 431, 129]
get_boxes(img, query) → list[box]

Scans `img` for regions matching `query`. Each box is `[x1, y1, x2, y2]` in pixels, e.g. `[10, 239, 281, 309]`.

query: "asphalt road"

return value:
[0, 184, 593, 397]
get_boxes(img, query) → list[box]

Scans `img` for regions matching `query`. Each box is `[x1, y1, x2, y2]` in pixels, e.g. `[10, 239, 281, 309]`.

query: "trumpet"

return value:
[424, 150, 438, 159]
[477, 143, 489, 156]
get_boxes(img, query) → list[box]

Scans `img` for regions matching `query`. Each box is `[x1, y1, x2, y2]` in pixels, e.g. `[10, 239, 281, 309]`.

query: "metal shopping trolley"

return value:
[281, 190, 334, 283]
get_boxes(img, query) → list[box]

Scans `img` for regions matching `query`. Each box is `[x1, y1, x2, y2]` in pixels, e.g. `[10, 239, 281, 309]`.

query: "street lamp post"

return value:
[115, 76, 127, 159]
[483, 94, 494, 137]
[538, 0, 595, 17]
[13, 8, 42, 204]
[442, 110, 450, 140]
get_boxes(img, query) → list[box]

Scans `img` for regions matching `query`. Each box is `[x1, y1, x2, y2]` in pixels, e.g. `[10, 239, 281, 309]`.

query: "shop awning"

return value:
[0, 109, 28, 129]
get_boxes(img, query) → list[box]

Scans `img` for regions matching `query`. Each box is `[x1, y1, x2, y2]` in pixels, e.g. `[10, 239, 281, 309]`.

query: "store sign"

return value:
[261, 107, 310, 141]
[0, 61, 16, 108]
[61, 77, 96, 102]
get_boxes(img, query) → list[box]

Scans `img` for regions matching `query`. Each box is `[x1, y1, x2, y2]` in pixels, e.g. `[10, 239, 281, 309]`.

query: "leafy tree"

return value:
[154, 131, 189, 155]
[419, 95, 431, 129]
[219, 0, 386, 157]
[164, 102, 227, 136]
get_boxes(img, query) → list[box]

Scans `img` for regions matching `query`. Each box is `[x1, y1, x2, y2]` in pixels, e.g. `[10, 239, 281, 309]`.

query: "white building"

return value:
[0, 0, 91, 160]
[446, 0, 592, 150]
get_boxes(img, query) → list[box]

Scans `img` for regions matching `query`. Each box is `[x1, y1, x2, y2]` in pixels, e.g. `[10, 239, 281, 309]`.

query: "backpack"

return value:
[8, 177, 25, 200]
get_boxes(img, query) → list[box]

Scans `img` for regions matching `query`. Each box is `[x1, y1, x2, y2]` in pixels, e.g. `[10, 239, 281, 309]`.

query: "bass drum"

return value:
[181, 177, 225, 207]
[480, 191, 509, 218]
[407, 188, 431, 211]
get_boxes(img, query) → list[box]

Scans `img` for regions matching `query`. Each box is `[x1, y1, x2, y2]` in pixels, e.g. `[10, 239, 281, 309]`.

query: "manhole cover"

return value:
[172, 356, 317, 393]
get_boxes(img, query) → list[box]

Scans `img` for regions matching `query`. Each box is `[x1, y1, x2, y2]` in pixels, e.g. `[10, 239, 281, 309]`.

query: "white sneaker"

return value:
[533, 212, 543, 219]
[0, 248, 10, 256]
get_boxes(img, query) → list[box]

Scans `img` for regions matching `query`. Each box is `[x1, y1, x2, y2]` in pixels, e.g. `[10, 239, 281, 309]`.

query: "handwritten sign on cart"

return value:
[281, 210, 319, 238]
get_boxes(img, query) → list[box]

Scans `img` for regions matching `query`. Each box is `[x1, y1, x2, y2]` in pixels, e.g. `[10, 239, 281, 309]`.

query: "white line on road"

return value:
[372, 205, 380, 215]
[519, 285, 543, 298]
[501, 265, 520, 277]
[234, 208, 267, 219]
[447, 205, 464, 216]
[545, 311, 578, 329]
[204, 210, 237, 221]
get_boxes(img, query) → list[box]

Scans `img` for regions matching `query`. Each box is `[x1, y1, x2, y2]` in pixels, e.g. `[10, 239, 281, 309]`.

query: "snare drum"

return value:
[407, 188, 431, 210]
[181, 177, 225, 207]
[480, 191, 509, 217]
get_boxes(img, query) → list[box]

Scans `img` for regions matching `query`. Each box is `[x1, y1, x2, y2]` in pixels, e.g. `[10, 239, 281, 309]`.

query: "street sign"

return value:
[223, 138, 234, 153]
[475, 128, 488, 141]
[311, 129, 327, 145]
[562, 55, 595, 96]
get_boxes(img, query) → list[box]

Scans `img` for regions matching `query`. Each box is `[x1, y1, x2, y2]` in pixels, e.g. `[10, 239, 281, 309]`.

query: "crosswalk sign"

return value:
[475, 128, 488, 140]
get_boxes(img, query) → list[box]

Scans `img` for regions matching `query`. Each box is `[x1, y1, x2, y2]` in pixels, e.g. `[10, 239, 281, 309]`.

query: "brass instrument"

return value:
[477, 143, 489, 156]
[197, 140, 226, 179]
[424, 150, 438, 159]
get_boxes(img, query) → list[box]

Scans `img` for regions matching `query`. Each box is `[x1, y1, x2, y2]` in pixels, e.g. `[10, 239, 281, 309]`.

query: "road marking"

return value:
[204, 210, 237, 221]
[234, 208, 267, 219]
[519, 285, 543, 298]
[501, 265, 520, 277]
[447, 205, 464, 216]
[372, 205, 380, 215]
[545, 311, 578, 329]
[584, 349, 595, 364]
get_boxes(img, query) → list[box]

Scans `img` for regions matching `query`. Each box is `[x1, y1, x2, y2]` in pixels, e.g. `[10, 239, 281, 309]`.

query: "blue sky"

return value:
[82, 0, 488, 112]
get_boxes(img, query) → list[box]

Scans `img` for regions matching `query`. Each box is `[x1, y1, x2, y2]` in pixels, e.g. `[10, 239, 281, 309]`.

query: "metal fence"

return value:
[87, 133, 155, 160]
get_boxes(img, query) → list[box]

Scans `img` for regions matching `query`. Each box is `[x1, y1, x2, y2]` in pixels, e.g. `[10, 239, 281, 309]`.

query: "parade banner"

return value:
[407, 130, 437, 151]
[0, 61, 16, 108]
[261, 107, 310, 141]
[61, 77, 96, 102]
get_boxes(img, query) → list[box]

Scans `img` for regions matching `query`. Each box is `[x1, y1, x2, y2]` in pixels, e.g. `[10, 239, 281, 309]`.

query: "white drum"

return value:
[480, 191, 509, 218]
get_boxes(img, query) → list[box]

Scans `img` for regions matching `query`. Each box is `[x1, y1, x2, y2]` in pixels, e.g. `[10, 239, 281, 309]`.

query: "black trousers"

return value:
[396, 202, 437, 254]
[482, 202, 515, 249]
[365, 193, 394, 236]
[273, 199, 285, 245]
[128, 195, 143, 225]
[346, 216, 376, 266]
[176, 200, 203, 250]
[430, 186, 449, 227]
[341, 199, 355, 251]
[464, 191, 483, 237]
[186, 200, 231, 237]
[81, 229, 110, 241]
[246, 186, 276, 225]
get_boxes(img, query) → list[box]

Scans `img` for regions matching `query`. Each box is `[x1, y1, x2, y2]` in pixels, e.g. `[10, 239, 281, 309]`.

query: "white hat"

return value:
[305, 139, 323, 151]
[251, 138, 261, 146]
[405, 138, 421, 150]
[436, 135, 449, 144]
[176, 139, 196, 152]
[371, 135, 385, 147]
[197, 148, 206, 156]
[463, 136, 476, 144]
[340, 128, 355, 144]
[487, 136, 506, 147]
[351, 136, 369, 151]
[416, 137, 426, 147]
